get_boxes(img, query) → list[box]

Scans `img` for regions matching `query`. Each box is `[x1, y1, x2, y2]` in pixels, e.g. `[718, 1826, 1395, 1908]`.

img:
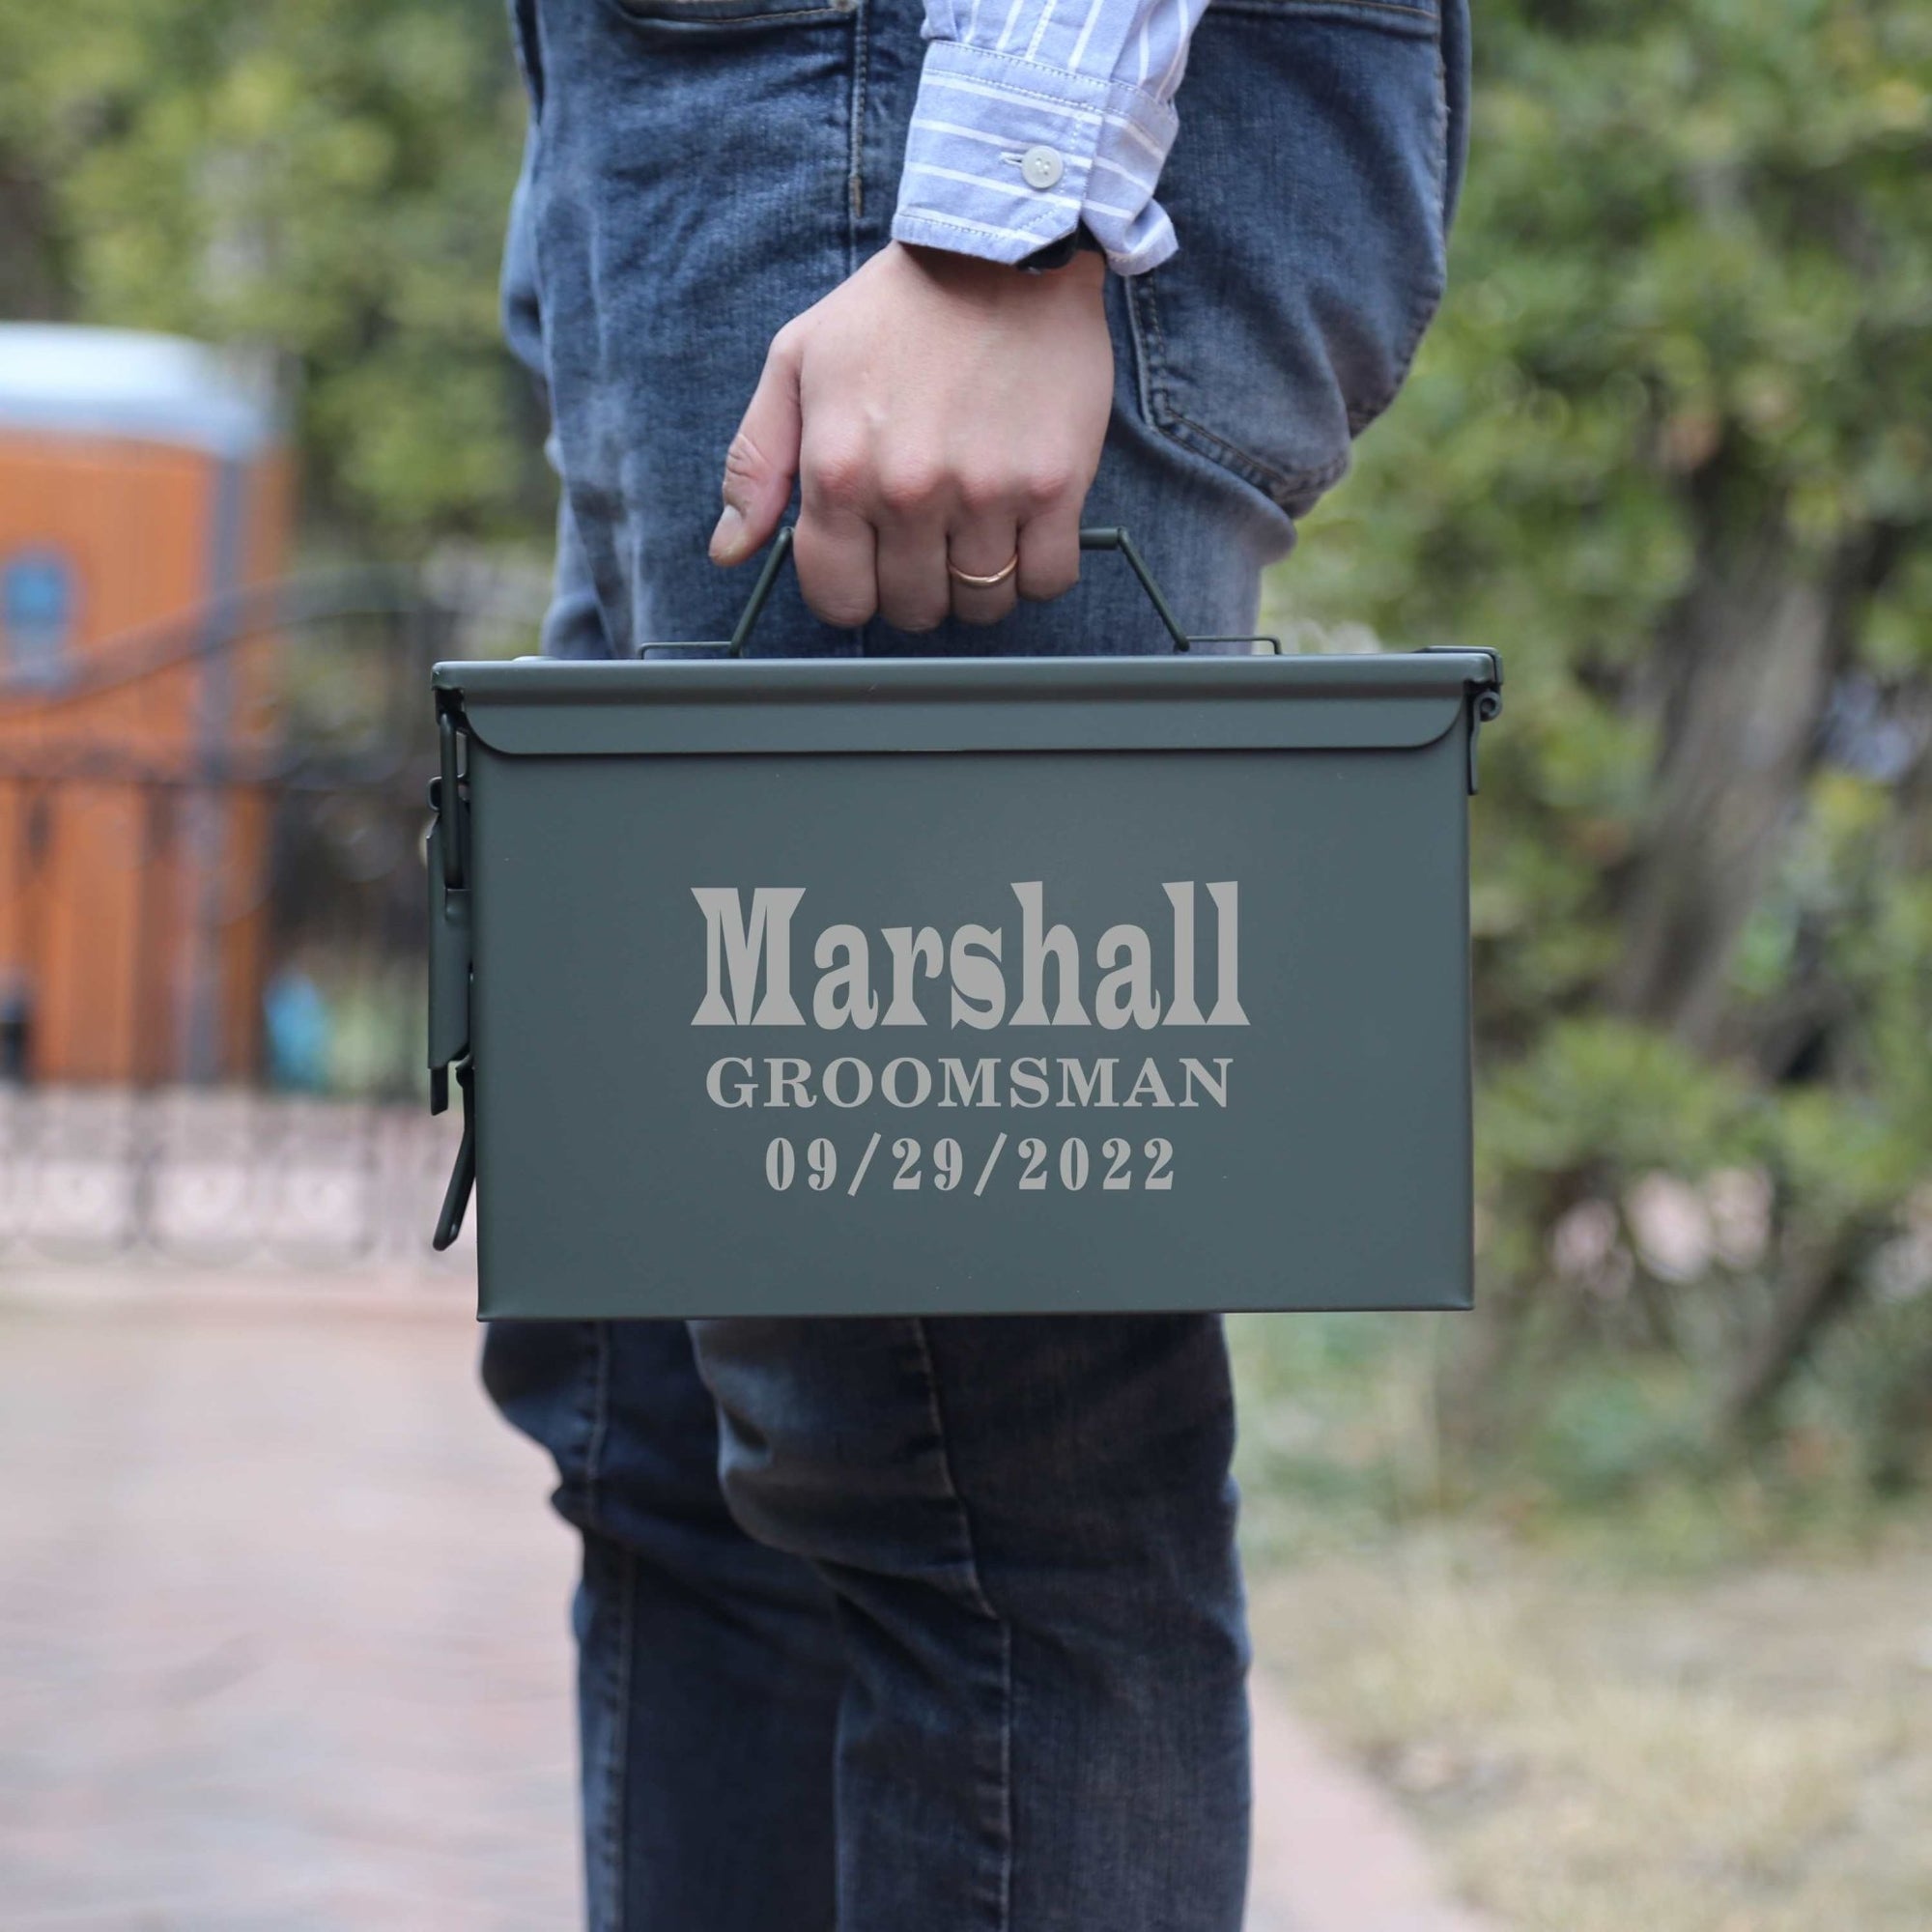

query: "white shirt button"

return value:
[1020, 146, 1065, 191]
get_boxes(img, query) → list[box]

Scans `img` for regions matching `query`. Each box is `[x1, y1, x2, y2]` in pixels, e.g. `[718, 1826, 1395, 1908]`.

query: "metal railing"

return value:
[0, 571, 526, 1265]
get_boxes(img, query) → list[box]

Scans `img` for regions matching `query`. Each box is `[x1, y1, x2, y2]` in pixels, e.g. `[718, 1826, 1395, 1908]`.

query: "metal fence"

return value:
[0, 1086, 464, 1266]
[0, 567, 537, 1265]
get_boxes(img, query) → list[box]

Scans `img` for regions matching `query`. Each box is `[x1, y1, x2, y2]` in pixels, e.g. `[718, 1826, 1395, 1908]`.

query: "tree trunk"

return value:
[1719, 1220, 1880, 1436]
[1611, 518, 1849, 1049]
[0, 160, 69, 321]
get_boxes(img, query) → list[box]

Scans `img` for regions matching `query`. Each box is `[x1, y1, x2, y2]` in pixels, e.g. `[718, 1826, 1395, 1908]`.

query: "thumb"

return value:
[711, 329, 802, 566]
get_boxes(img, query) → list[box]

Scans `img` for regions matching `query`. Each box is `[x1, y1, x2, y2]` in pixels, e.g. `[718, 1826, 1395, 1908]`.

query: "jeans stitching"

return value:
[591, 1545, 639, 1932]
[1171, 409, 1350, 504]
[582, 1321, 613, 1534]
[1118, 268, 1164, 444]
[908, 1318, 1012, 1931]
[1343, 28, 1450, 433]
[847, 0, 868, 230]
[1126, 271, 1175, 439]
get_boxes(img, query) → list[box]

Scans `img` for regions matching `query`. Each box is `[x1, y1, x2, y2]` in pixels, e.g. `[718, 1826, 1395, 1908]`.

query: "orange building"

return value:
[0, 326, 292, 1084]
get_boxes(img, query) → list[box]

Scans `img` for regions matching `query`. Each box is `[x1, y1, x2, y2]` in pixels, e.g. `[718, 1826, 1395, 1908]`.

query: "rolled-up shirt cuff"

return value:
[890, 39, 1179, 276]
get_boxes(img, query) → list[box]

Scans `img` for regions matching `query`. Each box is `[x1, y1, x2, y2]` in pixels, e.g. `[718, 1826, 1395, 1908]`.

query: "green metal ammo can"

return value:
[427, 530, 1501, 1319]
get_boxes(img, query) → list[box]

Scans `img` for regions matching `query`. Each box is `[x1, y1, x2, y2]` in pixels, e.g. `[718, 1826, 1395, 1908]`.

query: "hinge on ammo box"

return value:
[1427, 648, 1504, 795]
[1465, 650, 1504, 795]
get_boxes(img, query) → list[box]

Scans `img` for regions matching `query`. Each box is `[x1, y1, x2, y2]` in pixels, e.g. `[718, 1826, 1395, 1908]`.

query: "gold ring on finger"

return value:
[946, 552, 1020, 590]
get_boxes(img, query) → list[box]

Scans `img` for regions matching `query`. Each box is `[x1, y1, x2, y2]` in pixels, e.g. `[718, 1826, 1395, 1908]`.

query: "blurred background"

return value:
[0, 2, 1928, 1928]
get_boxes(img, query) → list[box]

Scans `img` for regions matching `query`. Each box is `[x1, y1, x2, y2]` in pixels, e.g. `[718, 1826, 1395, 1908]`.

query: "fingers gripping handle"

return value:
[725, 526, 1195, 657]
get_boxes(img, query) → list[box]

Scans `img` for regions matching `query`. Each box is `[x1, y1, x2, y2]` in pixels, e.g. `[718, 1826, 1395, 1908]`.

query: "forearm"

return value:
[711, 0, 1176, 631]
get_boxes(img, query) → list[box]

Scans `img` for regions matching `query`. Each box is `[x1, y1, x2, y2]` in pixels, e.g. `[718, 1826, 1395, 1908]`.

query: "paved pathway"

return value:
[0, 1271, 1485, 1931]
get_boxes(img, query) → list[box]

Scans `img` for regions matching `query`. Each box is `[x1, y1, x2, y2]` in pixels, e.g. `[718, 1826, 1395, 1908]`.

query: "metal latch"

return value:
[428, 700, 475, 1250]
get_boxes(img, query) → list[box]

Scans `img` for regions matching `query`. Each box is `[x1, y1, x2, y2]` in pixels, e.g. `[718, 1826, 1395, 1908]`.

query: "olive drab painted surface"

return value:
[427, 533, 1501, 1319]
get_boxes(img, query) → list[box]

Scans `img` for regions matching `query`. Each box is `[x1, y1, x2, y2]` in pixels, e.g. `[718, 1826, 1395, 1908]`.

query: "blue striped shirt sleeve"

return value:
[890, 0, 1204, 275]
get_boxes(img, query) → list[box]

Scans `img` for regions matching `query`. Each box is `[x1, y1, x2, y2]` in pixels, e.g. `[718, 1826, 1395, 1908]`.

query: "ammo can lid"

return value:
[433, 651, 1502, 759]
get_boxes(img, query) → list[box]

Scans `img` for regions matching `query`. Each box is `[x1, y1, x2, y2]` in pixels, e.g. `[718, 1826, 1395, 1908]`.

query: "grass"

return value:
[1228, 1313, 1906, 1573]
[1228, 1314, 1932, 1931]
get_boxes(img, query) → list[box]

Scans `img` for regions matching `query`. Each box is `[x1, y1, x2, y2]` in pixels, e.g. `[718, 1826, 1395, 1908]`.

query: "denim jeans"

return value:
[488, 1, 1464, 1924]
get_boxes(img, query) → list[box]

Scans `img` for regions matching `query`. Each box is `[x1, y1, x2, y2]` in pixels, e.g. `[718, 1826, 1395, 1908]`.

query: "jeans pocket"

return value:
[599, 0, 858, 35]
[1122, 0, 1456, 520]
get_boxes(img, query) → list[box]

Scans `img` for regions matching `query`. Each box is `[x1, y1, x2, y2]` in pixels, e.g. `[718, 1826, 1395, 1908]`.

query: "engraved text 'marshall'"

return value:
[692, 882, 1248, 1031]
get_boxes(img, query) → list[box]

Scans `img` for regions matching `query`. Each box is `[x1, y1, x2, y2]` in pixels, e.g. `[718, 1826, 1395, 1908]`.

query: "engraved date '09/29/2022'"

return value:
[762, 1132, 1178, 1199]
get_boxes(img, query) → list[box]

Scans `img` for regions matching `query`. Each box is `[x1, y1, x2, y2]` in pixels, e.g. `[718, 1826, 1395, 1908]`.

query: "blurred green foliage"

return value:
[0, 0, 539, 546]
[1268, 0, 1932, 1508]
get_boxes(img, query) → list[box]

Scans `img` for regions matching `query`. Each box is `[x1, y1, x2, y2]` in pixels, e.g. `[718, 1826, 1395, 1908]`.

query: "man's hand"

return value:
[709, 241, 1112, 632]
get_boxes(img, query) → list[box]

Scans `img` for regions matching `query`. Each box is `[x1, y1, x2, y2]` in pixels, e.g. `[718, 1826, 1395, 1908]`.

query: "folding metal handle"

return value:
[725, 525, 1217, 657]
[1074, 528, 1190, 651]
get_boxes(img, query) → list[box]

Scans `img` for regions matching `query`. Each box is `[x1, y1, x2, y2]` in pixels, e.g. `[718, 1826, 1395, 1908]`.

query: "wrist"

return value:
[1033, 246, 1107, 290]
[895, 239, 1105, 299]
[1013, 224, 1105, 276]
